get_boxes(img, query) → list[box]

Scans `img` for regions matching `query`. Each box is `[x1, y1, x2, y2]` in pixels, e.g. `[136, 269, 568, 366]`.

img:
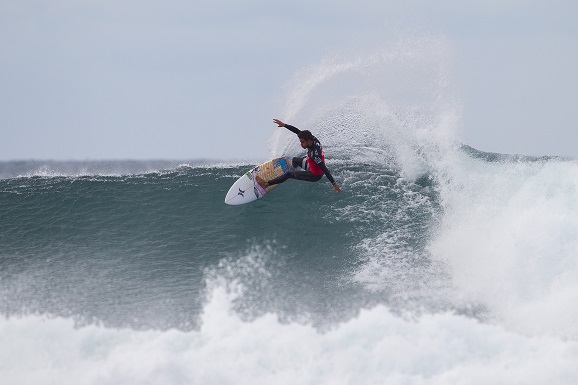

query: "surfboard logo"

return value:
[237, 188, 245, 198]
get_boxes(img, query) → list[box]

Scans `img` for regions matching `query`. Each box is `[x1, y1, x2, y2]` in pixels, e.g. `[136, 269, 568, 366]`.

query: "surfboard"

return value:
[224, 157, 294, 205]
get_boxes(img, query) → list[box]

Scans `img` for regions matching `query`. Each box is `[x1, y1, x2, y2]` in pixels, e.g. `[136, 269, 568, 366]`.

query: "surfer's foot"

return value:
[255, 175, 269, 188]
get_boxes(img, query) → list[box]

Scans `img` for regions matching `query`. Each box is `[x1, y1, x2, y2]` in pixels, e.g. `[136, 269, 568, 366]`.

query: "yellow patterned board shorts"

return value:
[247, 157, 293, 197]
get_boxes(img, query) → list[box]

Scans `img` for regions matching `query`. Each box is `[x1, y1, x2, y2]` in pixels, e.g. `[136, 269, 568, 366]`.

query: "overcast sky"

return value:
[1, 0, 577, 160]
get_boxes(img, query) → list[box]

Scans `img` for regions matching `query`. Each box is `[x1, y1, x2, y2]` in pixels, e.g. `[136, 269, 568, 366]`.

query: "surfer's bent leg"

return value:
[293, 172, 323, 182]
[267, 171, 322, 186]
[292, 157, 307, 169]
[266, 173, 291, 186]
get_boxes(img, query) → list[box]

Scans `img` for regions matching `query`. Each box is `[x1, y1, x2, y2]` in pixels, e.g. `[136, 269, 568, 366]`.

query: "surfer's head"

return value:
[298, 130, 314, 148]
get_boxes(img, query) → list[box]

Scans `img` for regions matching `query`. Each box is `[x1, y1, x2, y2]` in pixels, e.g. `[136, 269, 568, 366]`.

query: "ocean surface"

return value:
[3, 40, 578, 384]
[2, 146, 578, 384]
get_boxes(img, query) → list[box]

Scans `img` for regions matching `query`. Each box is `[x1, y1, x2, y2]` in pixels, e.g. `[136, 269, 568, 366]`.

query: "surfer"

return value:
[255, 119, 342, 192]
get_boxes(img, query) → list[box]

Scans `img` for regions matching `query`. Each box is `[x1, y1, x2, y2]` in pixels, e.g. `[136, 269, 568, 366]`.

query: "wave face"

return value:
[0, 159, 441, 329]
[2, 38, 578, 384]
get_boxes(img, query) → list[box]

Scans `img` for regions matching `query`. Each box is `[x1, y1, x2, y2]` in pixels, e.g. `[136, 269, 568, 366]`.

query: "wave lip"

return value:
[0, 159, 263, 180]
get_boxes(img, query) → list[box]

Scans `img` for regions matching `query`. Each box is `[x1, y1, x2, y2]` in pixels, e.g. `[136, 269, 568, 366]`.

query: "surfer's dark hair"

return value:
[297, 130, 314, 141]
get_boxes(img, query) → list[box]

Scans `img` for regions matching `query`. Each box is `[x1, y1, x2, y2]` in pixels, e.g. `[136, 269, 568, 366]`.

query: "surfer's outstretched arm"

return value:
[273, 118, 287, 128]
[273, 119, 300, 135]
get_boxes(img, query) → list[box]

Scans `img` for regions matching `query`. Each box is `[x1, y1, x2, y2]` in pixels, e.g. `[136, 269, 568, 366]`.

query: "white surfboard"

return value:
[225, 157, 293, 205]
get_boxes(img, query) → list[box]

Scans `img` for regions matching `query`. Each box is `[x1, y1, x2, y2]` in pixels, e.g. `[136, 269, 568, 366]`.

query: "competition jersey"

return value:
[284, 124, 336, 184]
[305, 138, 325, 176]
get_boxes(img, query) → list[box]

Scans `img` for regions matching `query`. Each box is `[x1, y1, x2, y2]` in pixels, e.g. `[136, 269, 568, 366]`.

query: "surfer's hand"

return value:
[332, 183, 341, 193]
[273, 119, 285, 127]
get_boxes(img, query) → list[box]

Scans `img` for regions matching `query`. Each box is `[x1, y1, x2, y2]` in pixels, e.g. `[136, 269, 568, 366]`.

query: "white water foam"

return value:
[2, 283, 577, 385]
[429, 154, 578, 338]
